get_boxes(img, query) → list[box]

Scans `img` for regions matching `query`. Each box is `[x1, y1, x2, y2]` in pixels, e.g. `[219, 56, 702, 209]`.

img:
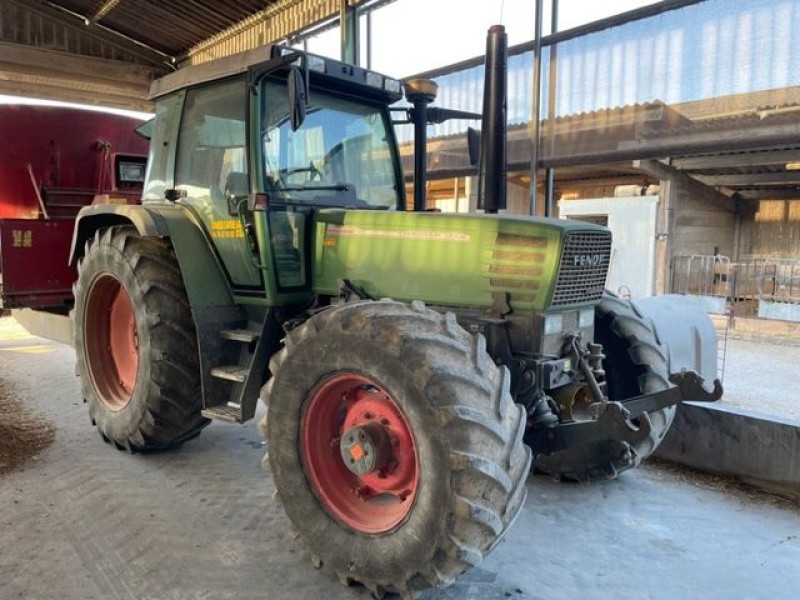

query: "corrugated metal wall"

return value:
[184, 0, 343, 65]
[396, 0, 800, 144]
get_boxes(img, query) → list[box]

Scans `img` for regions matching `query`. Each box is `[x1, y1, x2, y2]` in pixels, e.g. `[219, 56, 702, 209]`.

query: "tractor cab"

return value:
[140, 46, 404, 305]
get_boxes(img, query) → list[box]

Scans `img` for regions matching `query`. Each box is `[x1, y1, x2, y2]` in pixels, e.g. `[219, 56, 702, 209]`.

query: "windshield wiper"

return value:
[279, 183, 353, 192]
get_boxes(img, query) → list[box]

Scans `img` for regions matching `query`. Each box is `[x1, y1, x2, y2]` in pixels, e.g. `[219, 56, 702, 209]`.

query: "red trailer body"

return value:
[0, 105, 148, 310]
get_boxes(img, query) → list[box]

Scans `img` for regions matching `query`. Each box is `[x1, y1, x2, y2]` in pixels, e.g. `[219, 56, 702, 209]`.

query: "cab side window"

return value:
[174, 77, 260, 288]
[175, 78, 248, 219]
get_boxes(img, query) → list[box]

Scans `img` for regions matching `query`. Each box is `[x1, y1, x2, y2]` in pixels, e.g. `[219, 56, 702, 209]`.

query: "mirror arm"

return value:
[249, 50, 306, 87]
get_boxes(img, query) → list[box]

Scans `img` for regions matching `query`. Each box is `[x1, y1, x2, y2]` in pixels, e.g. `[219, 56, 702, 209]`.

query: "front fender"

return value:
[633, 294, 720, 391]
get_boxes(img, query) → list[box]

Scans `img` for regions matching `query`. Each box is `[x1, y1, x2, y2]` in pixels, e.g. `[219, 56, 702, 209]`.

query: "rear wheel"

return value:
[262, 300, 531, 598]
[535, 293, 674, 481]
[73, 227, 209, 450]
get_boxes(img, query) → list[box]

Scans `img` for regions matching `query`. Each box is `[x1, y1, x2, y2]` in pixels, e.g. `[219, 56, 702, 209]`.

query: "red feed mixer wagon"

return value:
[0, 105, 147, 313]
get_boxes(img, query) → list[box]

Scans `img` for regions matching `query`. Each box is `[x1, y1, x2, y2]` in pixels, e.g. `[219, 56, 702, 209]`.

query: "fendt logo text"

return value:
[572, 254, 604, 267]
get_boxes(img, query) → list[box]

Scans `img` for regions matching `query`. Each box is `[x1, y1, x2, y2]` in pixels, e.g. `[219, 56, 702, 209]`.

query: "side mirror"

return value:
[288, 66, 307, 131]
[467, 127, 481, 166]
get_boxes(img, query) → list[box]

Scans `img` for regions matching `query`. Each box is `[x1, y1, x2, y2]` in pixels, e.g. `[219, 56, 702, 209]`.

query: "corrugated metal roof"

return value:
[59, 0, 271, 55]
[0, 0, 351, 109]
[30, 0, 345, 67]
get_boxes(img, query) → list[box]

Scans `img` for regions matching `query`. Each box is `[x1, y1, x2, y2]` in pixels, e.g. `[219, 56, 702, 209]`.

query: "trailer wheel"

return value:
[535, 293, 674, 481]
[73, 227, 208, 451]
[262, 300, 531, 597]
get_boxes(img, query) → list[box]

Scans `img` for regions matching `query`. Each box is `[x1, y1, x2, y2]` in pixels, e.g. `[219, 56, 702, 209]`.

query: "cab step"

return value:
[203, 317, 275, 424]
[220, 329, 260, 344]
[201, 404, 243, 423]
[211, 365, 247, 383]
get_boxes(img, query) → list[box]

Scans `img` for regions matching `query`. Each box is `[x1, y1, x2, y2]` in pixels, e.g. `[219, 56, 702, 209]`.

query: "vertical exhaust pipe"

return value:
[478, 25, 508, 213]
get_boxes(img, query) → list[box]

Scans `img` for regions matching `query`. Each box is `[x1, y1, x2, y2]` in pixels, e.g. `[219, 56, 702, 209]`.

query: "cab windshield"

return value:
[261, 79, 400, 209]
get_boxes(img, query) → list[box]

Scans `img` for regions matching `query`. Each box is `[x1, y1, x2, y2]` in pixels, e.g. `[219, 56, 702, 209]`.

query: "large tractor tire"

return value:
[73, 227, 209, 451]
[262, 299, 531, 598]
[535, 293, 674, 481]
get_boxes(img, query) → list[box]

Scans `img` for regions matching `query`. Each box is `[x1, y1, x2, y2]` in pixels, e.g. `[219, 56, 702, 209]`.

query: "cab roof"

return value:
[148, 45, 404, 105]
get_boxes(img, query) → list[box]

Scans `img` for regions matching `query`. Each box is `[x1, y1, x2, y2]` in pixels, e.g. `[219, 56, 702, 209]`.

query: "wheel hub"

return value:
[84, 272, 138, 410]
[340, 422, 391, 476]
[300, 372, 419, 533]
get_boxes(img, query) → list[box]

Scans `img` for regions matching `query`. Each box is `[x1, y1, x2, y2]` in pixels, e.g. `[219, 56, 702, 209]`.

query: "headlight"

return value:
[307, 55, 326, 73]
[365, 71, 383, 88]
[384, 78, 402, 94]
[578, 308, 595, 328]
[543, 313, 564, 335]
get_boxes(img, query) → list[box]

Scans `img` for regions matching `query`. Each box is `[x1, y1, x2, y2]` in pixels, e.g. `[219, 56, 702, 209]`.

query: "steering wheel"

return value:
[280, 161, 321, 185]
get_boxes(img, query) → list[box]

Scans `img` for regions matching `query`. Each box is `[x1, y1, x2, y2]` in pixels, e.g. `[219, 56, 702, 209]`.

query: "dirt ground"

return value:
[1, 315, 799, 600]
[0, 378, 54, 474]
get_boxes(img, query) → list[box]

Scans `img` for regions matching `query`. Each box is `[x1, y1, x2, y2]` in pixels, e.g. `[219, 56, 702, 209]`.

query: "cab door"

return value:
[174, 76, 261, 291]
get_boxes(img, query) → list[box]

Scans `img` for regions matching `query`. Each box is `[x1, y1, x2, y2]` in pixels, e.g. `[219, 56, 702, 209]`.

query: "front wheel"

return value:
[534, 293, 675, 481]
[262, 300, 531, 598]
[73, 227, 208, 451]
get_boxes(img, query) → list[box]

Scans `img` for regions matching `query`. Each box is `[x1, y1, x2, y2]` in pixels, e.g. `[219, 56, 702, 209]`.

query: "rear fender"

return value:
[69, 203, 233, 308]
[633, 294, 719, 390]
[69, 204, 168, 265]
[70, 203, 245, 409]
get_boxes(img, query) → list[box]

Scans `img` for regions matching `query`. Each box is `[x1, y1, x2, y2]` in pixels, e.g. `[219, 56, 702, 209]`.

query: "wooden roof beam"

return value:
[733, 189, 800, 201]
[694, 171, 800, 186]
[671, 149, 800, 170]
[0, 42, 153, 111]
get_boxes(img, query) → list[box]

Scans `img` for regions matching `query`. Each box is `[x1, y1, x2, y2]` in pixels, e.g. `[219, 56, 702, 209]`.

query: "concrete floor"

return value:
[719, 336, 800, 422]
[1, 316, 799, 600]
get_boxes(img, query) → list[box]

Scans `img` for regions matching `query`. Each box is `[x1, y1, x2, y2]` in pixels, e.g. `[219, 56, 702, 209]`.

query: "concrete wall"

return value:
[656, 402, 800, 502]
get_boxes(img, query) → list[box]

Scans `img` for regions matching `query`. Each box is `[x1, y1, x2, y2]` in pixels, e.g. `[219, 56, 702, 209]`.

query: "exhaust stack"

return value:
[477, 25, 508, 213]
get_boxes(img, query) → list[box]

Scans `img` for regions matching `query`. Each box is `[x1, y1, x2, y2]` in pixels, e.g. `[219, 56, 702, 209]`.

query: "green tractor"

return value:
[69, 26, 721, 598]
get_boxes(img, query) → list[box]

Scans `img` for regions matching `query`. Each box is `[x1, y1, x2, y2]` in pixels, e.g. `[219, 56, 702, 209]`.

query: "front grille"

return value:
[486, 232, 549, 307]
[551, 231, 612, 306]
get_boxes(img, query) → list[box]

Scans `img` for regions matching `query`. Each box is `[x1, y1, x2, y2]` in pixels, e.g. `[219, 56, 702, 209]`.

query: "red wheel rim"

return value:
[84, 273, 138, 410]
[300, 372, 419, 533]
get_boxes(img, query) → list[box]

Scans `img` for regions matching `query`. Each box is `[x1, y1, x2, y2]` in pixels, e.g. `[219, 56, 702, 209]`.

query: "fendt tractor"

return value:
[0, 26, 722, 599]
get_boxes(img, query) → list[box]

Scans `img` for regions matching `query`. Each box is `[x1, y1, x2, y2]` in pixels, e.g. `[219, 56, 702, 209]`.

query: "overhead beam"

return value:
[86, 0, 121, 25]
[552, 175, 653, 188]
[0, 42, 155, 86]
[635, 159, 735, 212]
[543, 122, 800, 168]
[734, 189, 800, 200]
[0, 80, 152, 113]
[0, 42, 153, 111]
[671, 149, 800, 170]
[634, 158, 676, 181]
[694, 171, 800, 187]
